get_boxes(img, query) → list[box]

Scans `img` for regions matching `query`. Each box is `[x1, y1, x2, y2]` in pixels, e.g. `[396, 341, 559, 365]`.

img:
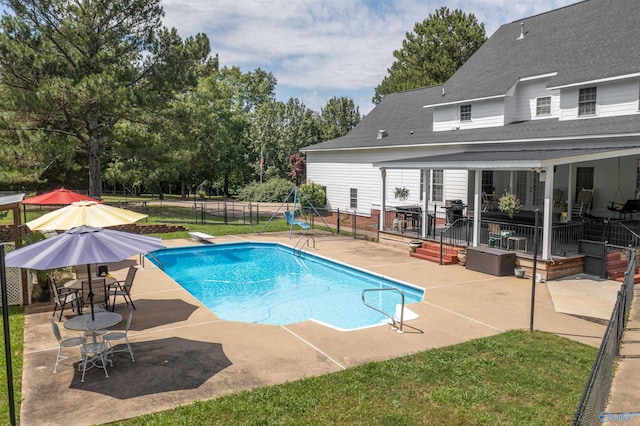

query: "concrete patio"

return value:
[20, 231, 618, 425]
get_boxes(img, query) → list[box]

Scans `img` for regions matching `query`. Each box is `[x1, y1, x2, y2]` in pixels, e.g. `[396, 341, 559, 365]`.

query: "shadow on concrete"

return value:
[69, 337, 232, 399]
[110, 299, 199, 331]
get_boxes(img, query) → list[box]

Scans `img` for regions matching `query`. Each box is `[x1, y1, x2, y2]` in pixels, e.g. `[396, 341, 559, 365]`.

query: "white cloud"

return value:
[161, 0, 578, 113]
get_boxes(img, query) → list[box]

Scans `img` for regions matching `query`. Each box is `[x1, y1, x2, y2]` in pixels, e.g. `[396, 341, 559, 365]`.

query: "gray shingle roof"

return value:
[304, 0, 640, 152]
[437, 0, 640, 104]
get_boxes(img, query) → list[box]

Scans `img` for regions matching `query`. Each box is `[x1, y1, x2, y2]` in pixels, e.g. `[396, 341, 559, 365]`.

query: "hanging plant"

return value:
[394, 187, 410, 202]
[498, 192, 521, 219]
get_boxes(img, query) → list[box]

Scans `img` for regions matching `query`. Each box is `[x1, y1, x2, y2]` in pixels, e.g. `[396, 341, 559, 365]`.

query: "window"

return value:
[420, 170, 424, 201]
[432, 170, 443, 202]
[460, 104, 471, 121]
[482, 170, 494, 194]
[578, 87, 597, 116]
[575, 167, 594, 200]
[349, 188, 357, 209]
[536, 96, 551, 116]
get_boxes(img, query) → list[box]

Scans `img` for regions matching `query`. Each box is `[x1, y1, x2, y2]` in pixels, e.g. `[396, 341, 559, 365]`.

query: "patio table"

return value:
[64, 311, 122, 332]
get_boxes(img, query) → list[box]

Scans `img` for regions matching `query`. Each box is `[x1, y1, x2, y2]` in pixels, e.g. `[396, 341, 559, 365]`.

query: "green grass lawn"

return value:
[108, 330, 594, 425]
[0, 307, 24, 425]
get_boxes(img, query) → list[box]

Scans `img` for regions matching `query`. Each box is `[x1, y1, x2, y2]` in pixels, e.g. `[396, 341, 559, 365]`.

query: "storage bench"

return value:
[465, 246, 516, 276]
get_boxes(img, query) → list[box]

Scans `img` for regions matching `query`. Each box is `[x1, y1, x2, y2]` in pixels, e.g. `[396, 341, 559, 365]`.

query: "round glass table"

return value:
[64, 312, 122, 331]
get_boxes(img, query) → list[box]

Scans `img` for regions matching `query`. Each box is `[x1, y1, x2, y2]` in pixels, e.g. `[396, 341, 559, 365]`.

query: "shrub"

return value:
[237, 178, 294, 202]
[300, 182, 326, 208]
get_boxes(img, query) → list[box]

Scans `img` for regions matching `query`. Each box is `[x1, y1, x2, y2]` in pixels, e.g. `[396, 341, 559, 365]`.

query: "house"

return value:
[303, 0, 640, 265]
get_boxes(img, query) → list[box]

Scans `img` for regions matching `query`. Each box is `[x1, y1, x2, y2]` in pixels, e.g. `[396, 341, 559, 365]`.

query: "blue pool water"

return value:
[148, 242, 424, 330]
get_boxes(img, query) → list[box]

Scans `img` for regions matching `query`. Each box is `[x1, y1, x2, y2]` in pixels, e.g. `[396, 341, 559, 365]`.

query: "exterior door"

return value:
[515, 171, 544, 211]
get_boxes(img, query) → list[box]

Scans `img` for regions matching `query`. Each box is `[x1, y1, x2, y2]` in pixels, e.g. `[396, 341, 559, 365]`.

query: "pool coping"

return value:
[20, 231, 611, 425]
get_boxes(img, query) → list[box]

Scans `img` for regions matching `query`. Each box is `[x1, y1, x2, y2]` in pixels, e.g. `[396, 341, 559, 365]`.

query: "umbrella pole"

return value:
[87, 264, 95, 321]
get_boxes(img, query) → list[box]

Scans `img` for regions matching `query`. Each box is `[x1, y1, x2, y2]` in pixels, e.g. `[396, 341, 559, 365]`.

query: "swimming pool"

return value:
[148, 242, 424, 330]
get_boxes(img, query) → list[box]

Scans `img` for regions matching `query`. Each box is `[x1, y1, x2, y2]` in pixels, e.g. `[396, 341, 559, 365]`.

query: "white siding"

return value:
[433, 100, 504, 131]
[307, 160, 379, 215]
[307, 150, 473, 216]
[508, 80, 560, 122]
[560, 80, 640, 120]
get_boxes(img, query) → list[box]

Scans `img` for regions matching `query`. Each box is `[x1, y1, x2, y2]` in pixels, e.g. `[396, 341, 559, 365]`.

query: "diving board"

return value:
[188, 231, 215, 242]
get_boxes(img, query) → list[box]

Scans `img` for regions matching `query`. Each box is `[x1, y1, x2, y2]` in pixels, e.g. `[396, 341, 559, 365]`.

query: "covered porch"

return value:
[375, 145, 640, 262]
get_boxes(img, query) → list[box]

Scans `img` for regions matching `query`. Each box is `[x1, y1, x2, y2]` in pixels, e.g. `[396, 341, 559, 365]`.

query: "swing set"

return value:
[259, 186, 333, 238]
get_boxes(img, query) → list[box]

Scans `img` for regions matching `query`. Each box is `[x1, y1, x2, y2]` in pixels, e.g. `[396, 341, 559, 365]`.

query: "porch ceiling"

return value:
[374, 146, 640, 170]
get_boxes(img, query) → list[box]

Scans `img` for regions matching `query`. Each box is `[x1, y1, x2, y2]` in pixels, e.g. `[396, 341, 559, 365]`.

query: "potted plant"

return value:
[457, 249, 467, 265]
[394, 187, 410, 202]
[498, 192, 521, 219]
[408, 240, 422, 253]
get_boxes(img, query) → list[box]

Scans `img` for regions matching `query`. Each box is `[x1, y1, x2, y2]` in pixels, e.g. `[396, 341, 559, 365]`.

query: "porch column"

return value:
[567, 163, 575, 221]
[541, 166, 553, 260]
[421, 168, 428, 238]
[473, 169, 481, 247]
[379, 168, 387, 232]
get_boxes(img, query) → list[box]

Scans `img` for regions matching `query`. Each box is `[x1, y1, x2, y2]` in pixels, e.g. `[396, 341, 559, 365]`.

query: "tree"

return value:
[373, 7, 486, 104]
[250, 98, 321, 182]
[0, 0, 212, 197]
[319, 96, 361, 141]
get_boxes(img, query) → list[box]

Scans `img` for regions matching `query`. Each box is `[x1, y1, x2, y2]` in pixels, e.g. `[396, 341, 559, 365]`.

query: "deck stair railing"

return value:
[293, 234, 315, 255]
[439, 217, 472, 264]
[361, 287, 405, 333]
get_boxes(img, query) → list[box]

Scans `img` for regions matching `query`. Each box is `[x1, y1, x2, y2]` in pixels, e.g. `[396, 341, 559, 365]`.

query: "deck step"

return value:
[409, 242, 461, 265]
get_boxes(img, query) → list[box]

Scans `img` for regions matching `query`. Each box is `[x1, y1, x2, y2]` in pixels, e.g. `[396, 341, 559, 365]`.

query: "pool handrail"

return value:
[141, 251, 165, 270]
[293, 235, 316, 255]
[361, 287, 405, 333]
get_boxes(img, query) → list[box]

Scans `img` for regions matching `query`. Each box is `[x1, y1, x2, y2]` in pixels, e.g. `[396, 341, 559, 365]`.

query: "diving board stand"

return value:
[188, 232, 215, 243]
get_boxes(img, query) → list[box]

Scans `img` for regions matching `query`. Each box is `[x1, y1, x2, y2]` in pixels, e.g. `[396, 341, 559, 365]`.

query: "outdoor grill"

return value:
[444, 199, 466, 224]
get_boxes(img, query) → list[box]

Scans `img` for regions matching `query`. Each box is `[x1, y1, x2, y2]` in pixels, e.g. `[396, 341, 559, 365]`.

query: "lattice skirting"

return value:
[2, 243, 23, 306]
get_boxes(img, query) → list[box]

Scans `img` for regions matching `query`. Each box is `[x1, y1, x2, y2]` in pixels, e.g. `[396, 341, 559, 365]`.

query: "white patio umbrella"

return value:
[5, 225, 165, 320]
[25, 200, 147, 231]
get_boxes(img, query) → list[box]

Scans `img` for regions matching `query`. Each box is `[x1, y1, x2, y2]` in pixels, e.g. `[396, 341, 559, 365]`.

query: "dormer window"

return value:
[460, 104, 471, 121]
[536, 96, 551, 116]
[578, 87, 597, 116]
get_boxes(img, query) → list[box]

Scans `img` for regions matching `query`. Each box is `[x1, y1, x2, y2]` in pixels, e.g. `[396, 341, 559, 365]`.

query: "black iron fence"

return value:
[195, 200, 262, 225]
[572, 247, 636, 425]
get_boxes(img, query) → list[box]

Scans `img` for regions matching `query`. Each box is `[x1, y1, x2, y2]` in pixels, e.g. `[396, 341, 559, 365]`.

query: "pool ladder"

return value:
[293, 235, 316, 255]
[361, 287, 406, 333]
[141, 251, 165, 270]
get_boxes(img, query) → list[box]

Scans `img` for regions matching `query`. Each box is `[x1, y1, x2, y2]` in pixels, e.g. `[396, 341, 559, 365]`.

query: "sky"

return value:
[162, 0, 578, 115]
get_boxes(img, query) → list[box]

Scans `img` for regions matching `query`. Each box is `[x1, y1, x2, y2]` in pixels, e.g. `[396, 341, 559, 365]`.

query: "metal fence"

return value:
[195, 200, 262, 225]
[572, 247, 636, 425]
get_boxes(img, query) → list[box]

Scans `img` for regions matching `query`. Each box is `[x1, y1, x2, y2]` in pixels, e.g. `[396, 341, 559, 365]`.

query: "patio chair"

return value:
[80, 339, 111, 382]
[487, 223, 512, 248]
[49, 275, 80, 321]
[553, 189, 564, 213]
[81, 278, 110, 312]
[104, 308, 135, 362]
[571, 188, 593, 218]
[51, 320, 85, 373]
[108, 265, 138, 311]
[482, 192, 494, 212]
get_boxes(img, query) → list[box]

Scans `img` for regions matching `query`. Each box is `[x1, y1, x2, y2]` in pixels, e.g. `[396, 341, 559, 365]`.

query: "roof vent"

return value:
[517, 22, 525, 40]
[377, 129, 388, 139]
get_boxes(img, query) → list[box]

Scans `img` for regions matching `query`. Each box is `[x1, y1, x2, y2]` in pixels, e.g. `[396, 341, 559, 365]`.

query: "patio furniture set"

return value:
[52, 308, 135, 382]
[49, 265, 139, 321]
[49, 265, 139, 381]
